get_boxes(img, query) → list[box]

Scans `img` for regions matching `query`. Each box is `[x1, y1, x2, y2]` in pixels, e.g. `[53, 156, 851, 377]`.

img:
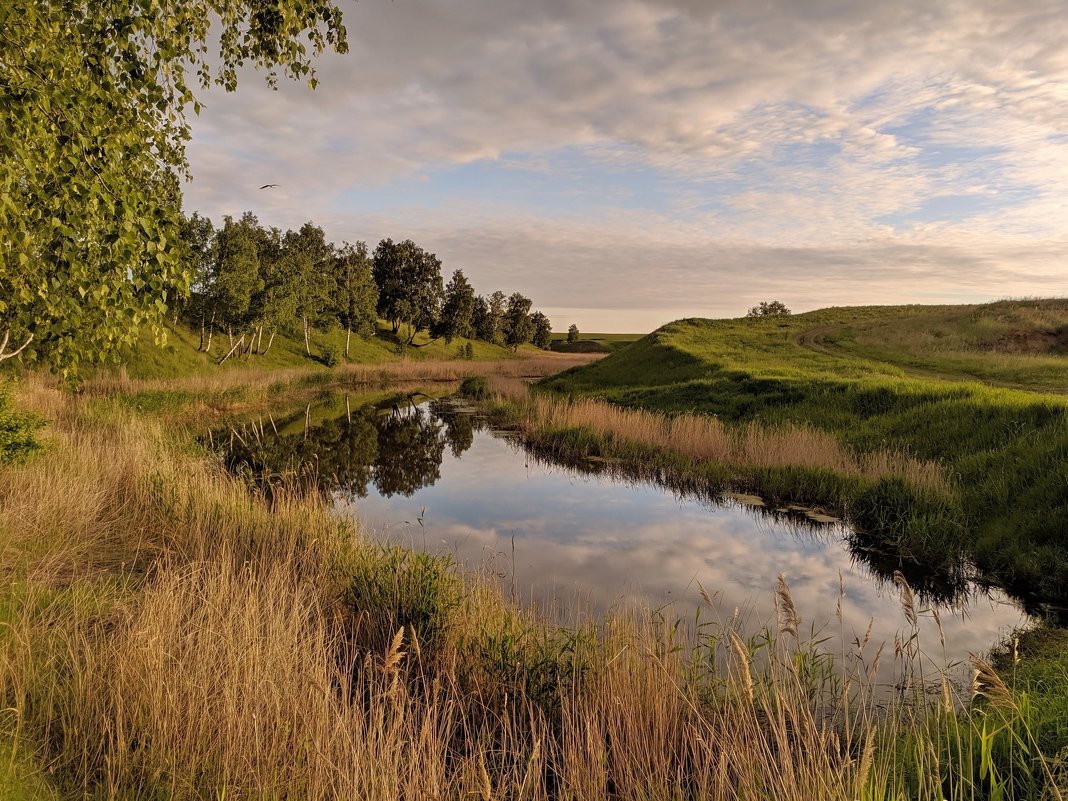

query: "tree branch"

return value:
[0, 331, 34, 361]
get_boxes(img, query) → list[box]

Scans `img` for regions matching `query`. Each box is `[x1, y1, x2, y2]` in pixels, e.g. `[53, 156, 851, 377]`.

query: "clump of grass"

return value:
[459, 375, 490, 399]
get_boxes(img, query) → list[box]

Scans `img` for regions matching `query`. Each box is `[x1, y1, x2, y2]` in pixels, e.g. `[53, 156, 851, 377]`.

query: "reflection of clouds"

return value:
[338, 425, 1027, 683]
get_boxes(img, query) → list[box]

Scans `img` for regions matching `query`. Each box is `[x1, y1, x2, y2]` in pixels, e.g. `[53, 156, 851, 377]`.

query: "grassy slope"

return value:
[117, 320, 524, 380]
[544, 299, 1068, 609]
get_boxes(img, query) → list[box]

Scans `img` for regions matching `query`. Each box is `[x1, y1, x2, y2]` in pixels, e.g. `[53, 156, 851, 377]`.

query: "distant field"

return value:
[544, 299, 1068, 609]
[549, 332, 641, 354]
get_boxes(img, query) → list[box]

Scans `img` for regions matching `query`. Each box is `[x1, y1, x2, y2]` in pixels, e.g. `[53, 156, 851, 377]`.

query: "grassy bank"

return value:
[542, 300, 1068, 611]
[116, 318, 534, 381]
[0, 368, 1066, 799]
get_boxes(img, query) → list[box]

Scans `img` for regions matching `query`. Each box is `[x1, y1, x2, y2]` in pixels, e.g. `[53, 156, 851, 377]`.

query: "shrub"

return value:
[345, 546, 463, 654]
[320, 344, 340, 367]
[746, 300, 791, 317]
[459, 376, 489, 399]
[0, 386, 43, 463]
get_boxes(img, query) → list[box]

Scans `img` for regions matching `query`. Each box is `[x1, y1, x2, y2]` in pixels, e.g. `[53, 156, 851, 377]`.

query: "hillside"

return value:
[544, 299, 1068, 610]
[114, 320, 525, 380]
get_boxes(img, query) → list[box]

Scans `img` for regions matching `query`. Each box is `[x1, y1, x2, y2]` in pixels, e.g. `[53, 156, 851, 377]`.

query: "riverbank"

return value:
[1, 365, 1065, 799]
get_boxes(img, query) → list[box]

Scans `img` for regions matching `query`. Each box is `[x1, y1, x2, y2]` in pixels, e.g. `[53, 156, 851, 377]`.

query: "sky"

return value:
[182, 0, 1068, 332]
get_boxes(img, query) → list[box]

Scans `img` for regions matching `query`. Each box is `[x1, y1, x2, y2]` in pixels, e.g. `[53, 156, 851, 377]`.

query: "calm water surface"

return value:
[218, 392, 1028, 672]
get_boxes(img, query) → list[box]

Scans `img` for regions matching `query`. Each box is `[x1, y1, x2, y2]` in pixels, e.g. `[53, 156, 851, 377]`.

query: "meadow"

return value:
[2, 369, 1068, 800]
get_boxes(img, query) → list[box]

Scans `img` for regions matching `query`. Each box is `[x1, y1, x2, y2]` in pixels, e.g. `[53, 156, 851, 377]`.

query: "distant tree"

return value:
[283, 223, 334, 356]
[503, 293, 535, 351]
[531, 311, 552, 350]
[567, 323, 580, 344]
[333, 241, 378, 357]
[746, 300, 792, 318]
[208, 214, 263, 357]
[372, 239, 444, 344]
[486, 290, 507, 345]
[245, 222, 288, 356]
[471, 295, 492, 341]
[432, 269, 475, 344]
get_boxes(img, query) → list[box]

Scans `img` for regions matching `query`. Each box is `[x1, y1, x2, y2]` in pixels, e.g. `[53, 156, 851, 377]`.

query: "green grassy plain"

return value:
[543, 299, 1068, 610]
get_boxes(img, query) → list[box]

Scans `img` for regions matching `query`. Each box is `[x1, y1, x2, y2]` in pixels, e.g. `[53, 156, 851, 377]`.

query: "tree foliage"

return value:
[334, 242, 378, 351]
[0, 385, 42, 463]
[211, 214, 263, 334]
[432, 269, 475, 343]
[372, 239, 443, 344]
[503, 293, 534, 351]
[531, 311, 552, 349]
[0, 0, 347, 378]
[283, 223, 334, 354]
[567, 323, 580, 344]
[471, 290, 506, 345]
[746, 300, 792, 318]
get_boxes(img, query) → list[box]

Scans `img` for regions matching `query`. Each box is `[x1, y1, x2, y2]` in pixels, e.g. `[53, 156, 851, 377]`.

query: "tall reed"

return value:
[488, 379, 951, 498]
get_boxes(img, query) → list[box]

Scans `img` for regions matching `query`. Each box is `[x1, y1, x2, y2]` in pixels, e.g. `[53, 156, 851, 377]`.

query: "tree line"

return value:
[178, 211, 553, 363]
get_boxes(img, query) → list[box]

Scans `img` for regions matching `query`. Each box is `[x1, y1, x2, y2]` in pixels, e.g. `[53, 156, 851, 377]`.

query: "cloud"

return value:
[182, 0, 1068, 328]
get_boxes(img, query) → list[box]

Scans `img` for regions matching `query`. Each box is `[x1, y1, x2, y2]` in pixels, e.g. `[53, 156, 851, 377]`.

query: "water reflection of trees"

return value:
[215, 396, 480, 500]
[216, 395, 1022, 617]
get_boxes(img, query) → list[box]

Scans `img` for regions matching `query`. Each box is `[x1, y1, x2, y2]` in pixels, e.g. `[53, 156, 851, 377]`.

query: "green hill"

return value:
[545, 299, 1068, 611]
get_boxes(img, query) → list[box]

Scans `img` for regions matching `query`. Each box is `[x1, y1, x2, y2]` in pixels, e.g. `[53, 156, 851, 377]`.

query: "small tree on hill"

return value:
[567, 323, 579, 343]
[746, 300, 792, 318]
[283, 223, 334, 356]
[208, 214, 262, 355]
[531, 311, 552, 349]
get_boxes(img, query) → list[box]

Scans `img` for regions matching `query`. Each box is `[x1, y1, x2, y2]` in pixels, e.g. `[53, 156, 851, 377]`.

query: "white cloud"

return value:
[182, 0, 1068, 328]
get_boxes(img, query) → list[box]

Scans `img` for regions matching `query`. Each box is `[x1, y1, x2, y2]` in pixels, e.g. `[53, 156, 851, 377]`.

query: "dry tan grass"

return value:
[488, 381, 952, 497]
[0, 376, 1048, 800]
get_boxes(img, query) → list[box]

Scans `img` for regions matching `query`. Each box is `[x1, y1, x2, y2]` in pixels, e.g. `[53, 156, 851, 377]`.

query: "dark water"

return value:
[215, 391, 1027, 671]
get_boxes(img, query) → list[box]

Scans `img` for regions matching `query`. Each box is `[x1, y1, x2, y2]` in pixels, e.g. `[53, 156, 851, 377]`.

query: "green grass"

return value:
[114, 319, 519, 380]
[543, 299, 1068, 609]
